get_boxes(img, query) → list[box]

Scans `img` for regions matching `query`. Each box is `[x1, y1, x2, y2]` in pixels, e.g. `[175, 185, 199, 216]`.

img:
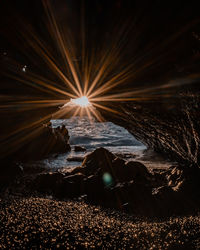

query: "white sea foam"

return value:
[51, 117, 146, 153]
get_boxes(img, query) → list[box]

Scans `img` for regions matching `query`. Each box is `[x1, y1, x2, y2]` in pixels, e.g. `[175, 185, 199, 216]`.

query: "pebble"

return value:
[0, 196, 199, 249]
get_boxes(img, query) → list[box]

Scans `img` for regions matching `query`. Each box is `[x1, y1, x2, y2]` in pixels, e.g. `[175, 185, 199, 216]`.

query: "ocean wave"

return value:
[51, 117, 145, 151]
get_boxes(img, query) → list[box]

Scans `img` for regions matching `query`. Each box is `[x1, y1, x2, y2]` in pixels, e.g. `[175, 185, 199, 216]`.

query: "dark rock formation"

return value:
[29, 148, 155, 214]
[3, 147, 199, 216]
[67, 156, 84, 162]
[5, 124, 71, 162]
[0, 163, 23, 190]
[81, 147, 115, 176]
[74, 146, 86, 152]
[59, 173, 86, 198]
[99, 94, 200, 168]
[33, 172, 64, 195]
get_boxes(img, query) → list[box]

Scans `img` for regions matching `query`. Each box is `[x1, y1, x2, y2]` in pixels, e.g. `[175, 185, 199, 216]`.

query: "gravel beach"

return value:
[0, 196, 200, 249]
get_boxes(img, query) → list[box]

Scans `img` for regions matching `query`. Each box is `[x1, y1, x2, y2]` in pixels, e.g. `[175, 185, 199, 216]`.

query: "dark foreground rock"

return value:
[74, 146, 86, 152]
[33, 172, 64, 194]
[14, 148, 200, 217]
[6, 124, 71, 163]
[26, 148, 155, 214]
[0, 124, 71, 190]
[67, 156, 84, 162]
[0, 163, 23, 189]
[0, 197, 200, 249]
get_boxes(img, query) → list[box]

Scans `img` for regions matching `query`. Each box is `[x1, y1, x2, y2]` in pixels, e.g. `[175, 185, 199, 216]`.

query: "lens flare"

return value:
[102, 172, 113, 187]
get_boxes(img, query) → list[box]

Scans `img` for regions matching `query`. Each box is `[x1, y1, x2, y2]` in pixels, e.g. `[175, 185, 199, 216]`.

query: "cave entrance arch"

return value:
[49, 116, 146, 170]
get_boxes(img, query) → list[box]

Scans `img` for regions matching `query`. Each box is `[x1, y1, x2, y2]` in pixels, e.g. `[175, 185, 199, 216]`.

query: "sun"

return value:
[71, 96, 91, 107]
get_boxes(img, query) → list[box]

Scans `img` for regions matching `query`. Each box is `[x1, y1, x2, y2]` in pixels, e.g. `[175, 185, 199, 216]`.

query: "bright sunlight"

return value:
[71, 96, 91, 107]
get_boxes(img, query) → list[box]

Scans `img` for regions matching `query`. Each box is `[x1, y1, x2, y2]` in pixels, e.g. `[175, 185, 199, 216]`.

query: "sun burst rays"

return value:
[1, 0, 199, 156]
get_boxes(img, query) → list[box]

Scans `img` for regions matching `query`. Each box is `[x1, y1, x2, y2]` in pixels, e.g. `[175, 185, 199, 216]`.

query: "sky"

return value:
[0, 0, 200, 98]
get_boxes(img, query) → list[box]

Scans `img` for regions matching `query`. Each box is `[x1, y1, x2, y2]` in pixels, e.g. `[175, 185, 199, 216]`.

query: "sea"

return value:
[27, 117, 173, 172]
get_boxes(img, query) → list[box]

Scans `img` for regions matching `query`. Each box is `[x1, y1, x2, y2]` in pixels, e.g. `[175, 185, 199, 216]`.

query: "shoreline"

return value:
[21, 147, 175, 175]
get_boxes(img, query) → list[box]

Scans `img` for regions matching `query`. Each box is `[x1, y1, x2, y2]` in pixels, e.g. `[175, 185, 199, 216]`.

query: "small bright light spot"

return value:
[71, 96, 91, 107]
[22, 65, 27, 72]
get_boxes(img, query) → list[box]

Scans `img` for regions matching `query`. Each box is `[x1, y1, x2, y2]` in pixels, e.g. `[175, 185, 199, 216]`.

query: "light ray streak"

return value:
[79, 107, 84, 118]
[52, 104, 76, 119]
[87, 55, 118, 95]
[18, 24, 80, 97]
[88, 66, 133, 99]
[90, 97, 151, 102]
[2, 102, 74, 142]
[3, 69, 75, 99]
[81, 0, 86, 75]
[85, 107, 94, 124]
[89, 107, 104, 123]
[27, 71, 77, 98]
[13, 100, 67, 104]
[90, 76, 199, 103]
[92, 103, 121, 115]
[21, 70, 76, 98]
[87, 18, 200, 101]
[83, 50, 95, 95]
[0, 100, 68, 110]
[86, 54, 111, 96]
[43, 0, 83, 96]
[71, 107, 81, 118]
[1, 112, 53, 141]
[28, 38, 80, 96]
[86, 42, 121, 96]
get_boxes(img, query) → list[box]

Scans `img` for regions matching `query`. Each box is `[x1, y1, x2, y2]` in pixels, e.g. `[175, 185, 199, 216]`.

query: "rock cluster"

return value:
[29, 148, 200, 216]
[2, 147, 200, 217]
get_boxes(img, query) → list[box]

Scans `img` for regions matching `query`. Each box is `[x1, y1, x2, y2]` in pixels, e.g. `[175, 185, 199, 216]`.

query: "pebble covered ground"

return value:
[0, 196, 200, 249]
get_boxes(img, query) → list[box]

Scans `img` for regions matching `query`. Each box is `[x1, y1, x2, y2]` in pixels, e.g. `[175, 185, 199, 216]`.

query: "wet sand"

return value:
[0, 196, 199, 249]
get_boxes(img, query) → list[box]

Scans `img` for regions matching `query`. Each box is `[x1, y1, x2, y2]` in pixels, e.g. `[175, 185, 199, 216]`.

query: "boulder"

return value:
[74, 146, 86, 152]
[69, 165, 87, 175]
[150, 165, 200, 215]
[111, 157, 126, 182]
[67, 156, 84, 162]
[152, 169, 168, 188]
[13, 124, 71, 162]
[167, 165, 200, 195]
[0, 163, 23, 188]
[33, 172, 64, 194]
[124, 161, 152, 182]
[64, 173, 85, 183]
[83, 174, 107, 204]
[82, 147, 115, 175]
[55, 125, 70, 142]
[59, 173, 86, 198]
[128, 181, 154, 215]
[110, 181, 154, 215]
[152, 186, 179, 216]
[171, 166, 200, 206]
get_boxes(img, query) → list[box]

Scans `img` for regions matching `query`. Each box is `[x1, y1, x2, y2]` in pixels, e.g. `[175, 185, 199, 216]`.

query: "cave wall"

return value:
[99, 92, 200, 167]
